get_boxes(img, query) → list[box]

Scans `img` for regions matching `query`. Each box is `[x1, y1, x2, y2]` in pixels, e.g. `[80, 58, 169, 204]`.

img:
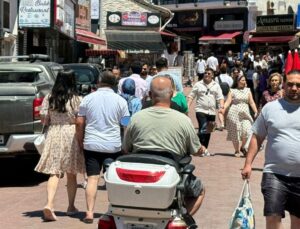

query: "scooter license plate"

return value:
[127, 224, 153, 229]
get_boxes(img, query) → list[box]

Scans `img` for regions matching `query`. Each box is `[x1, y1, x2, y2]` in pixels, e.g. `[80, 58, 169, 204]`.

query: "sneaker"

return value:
[201, 149, 214, 157]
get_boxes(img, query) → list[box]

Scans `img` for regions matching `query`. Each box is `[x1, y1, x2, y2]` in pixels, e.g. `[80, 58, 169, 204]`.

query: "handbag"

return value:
[229, 180, 255, 229]
[34, 124, 46, 155]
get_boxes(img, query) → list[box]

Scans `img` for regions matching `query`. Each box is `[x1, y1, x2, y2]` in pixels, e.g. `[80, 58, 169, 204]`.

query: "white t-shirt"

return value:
[78, 88, 129, 153]
[206, 56, 219, 71]
[195, 59, 207, 74]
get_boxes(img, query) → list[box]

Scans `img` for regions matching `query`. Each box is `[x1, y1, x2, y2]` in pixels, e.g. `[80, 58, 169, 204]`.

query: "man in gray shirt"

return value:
[242, 70, 300, 229]
[124, 75, 205, 217]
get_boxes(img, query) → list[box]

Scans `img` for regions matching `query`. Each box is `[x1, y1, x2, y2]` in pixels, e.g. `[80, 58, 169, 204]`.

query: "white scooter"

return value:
[97, 117, 200, 229]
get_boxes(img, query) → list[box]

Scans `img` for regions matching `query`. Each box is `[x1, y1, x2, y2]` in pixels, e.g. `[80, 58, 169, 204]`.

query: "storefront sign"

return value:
[214, 20, 244, 30]
[91, 0, 99, 19]
[19, 0, 51, 28]
[256, 14, 295, 32]
[76, 0, 91, 30]
[107, 12, 160, 28]
[122, 12, 147, 26]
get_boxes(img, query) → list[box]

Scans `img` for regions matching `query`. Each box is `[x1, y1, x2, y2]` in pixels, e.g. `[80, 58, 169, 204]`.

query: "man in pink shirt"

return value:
[118, 61, 148, 100]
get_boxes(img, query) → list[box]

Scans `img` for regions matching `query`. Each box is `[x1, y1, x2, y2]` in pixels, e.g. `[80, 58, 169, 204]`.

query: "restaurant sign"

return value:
[19, 0, 51, 28]
[256, 14, 295, 32]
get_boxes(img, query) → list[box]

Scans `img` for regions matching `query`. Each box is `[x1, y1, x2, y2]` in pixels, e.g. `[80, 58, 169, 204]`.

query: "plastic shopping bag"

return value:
[229, 180, 255, 229]
[34, 133, 45, 155]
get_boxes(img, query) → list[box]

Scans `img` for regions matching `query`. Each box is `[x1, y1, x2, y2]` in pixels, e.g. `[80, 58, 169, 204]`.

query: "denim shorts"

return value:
[261, 173, 300, 218]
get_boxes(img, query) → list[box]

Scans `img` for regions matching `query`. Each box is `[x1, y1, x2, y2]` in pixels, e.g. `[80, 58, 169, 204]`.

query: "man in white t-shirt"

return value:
[76, 71, 129, 223]
[206, 52, 219, 73]
[195, 54, 207, 81]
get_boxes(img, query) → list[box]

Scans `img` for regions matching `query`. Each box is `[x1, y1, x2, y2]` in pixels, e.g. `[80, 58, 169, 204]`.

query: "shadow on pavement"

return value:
[23, 210, 102, 222]
[0, 156, 48, 187]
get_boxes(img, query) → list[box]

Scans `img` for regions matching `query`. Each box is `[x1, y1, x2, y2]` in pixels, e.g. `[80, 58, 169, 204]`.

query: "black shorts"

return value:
[261, 173, 300, 218]
[84, 149, 121, 176]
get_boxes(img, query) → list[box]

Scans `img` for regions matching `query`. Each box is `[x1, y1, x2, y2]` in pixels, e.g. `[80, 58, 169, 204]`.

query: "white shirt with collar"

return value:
[188, 80, 224, 115]
[118, 73, 148, 100]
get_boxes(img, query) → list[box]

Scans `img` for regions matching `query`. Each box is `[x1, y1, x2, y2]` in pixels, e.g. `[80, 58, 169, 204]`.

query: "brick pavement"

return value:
[0, 85, 291, 229]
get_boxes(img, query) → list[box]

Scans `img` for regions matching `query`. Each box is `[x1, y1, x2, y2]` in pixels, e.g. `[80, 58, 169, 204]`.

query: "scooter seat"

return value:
[117, 153, 180, 171]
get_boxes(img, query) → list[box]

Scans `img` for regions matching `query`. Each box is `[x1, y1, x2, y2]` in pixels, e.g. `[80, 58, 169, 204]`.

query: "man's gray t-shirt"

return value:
[124, 107, 201, 156]
[252, 99, 300, 177]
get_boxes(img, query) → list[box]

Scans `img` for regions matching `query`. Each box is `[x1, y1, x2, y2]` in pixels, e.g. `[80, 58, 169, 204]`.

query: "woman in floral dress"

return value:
[35, 69, 85, 221]
[224, 75, 258, 157]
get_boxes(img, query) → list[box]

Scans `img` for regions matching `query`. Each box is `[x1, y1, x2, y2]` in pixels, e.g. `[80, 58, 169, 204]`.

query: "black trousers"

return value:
[196, 112, 215, 148]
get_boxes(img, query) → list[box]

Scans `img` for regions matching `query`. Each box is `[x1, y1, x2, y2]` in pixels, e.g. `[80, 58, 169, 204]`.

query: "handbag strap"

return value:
[236, 180, 251, 208]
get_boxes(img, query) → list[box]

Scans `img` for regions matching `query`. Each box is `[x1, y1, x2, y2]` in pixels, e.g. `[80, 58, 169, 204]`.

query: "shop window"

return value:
[3, 1, 10, 29]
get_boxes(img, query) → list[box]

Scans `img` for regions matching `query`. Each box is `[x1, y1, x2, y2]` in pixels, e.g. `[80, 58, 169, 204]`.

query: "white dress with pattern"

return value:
[226, 88, 253, 144]
[35, 94, 85, 175]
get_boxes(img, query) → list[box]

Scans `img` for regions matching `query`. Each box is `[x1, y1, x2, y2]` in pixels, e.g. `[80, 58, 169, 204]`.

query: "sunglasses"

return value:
[286, 82, 300, 88]
[205, 89, 210, 95]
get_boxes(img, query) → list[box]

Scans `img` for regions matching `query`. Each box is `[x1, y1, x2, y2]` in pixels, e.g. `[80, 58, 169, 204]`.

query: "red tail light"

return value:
[33, 97, 44, 119]
[98, 215, 116, 229]
[166, 218, 188, 229]
[116, 168, 165, 183]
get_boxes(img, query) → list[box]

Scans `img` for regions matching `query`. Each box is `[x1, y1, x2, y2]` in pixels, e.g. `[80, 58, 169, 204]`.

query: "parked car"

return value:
[62, 63, 102, 96]
[0, 57, 63, 157]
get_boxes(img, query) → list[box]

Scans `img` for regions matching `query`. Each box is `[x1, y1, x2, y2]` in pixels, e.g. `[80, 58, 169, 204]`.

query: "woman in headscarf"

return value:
[121, 78, 142, 116]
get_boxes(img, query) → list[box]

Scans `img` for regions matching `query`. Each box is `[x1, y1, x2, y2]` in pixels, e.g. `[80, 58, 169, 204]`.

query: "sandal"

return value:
[234, 151, 242, 158]
[66, 207, 79, 216]
[82, 217, 94, 224]
[43, 207, 57, 221]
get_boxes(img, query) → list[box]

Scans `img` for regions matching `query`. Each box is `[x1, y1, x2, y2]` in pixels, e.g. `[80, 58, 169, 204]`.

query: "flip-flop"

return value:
[43, 207, 57, 221]
[82, 217, 94, 224]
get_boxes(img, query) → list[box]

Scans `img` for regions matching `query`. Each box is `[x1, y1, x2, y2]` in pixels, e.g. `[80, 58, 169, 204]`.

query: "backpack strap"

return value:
[218, 75, 222, 84]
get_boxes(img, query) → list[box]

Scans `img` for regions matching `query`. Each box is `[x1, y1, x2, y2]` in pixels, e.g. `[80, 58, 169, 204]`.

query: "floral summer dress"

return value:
[226, 88, 253, 144]
[35, 94, 85, 175]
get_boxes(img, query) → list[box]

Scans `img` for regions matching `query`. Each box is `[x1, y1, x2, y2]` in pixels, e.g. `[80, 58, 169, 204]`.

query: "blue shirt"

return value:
[78, 88, 129, 153]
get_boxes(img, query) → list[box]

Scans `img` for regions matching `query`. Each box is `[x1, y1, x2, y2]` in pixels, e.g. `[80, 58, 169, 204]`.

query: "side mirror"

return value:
[120, 116, 131, 127]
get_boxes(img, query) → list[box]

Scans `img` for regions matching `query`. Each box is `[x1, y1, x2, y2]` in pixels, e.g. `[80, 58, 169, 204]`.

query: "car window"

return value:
[73, 69, 95, 84]
[0, 71, 39, 83]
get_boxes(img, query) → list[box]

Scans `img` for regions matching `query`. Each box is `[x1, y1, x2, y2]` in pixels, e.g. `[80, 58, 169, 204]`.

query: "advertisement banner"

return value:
[91, 0, 99, 20]
[76, 0, 91, 30]
[19, 0, 51, 28]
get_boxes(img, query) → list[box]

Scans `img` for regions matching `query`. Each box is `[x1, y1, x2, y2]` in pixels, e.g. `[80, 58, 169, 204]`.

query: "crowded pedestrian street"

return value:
[0, 85, 291, 229]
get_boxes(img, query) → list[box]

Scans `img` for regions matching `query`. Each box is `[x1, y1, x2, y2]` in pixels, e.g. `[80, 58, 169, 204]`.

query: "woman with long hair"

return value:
[35, 69, 85, 221]
[224, 75, 258, 157]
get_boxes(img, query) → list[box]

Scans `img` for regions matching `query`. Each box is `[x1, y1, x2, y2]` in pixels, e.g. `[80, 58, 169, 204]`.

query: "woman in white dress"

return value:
[224, 75, 258, 157]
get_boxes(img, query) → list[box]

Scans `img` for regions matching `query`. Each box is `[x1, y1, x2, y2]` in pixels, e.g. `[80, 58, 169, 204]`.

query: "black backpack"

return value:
[218, 75, 230, 96]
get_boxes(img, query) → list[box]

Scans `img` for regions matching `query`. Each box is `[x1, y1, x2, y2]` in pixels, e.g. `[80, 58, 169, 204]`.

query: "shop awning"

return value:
[160, 30, 177, 38]
[105, 30, 165, 52]
[199, 32, 242, 44]
[85, 49, 120, 56]
[76, 29, 106, 46]
[249, 35, 295, 43]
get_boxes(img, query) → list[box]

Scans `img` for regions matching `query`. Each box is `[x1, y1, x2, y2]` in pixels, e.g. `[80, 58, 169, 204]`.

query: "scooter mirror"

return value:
[120, 116, 131, 127]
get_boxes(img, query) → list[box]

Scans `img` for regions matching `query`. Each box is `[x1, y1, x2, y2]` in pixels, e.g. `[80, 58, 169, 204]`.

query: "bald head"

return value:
[150, 76, 174, 106]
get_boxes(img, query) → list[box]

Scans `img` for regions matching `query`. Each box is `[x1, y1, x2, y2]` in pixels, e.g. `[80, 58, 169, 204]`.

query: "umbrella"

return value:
[293, 49, 300, 70]
[285, 50, 293, 75]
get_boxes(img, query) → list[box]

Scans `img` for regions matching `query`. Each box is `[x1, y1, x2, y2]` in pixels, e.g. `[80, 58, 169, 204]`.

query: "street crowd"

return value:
[34, 48, 300, 228]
